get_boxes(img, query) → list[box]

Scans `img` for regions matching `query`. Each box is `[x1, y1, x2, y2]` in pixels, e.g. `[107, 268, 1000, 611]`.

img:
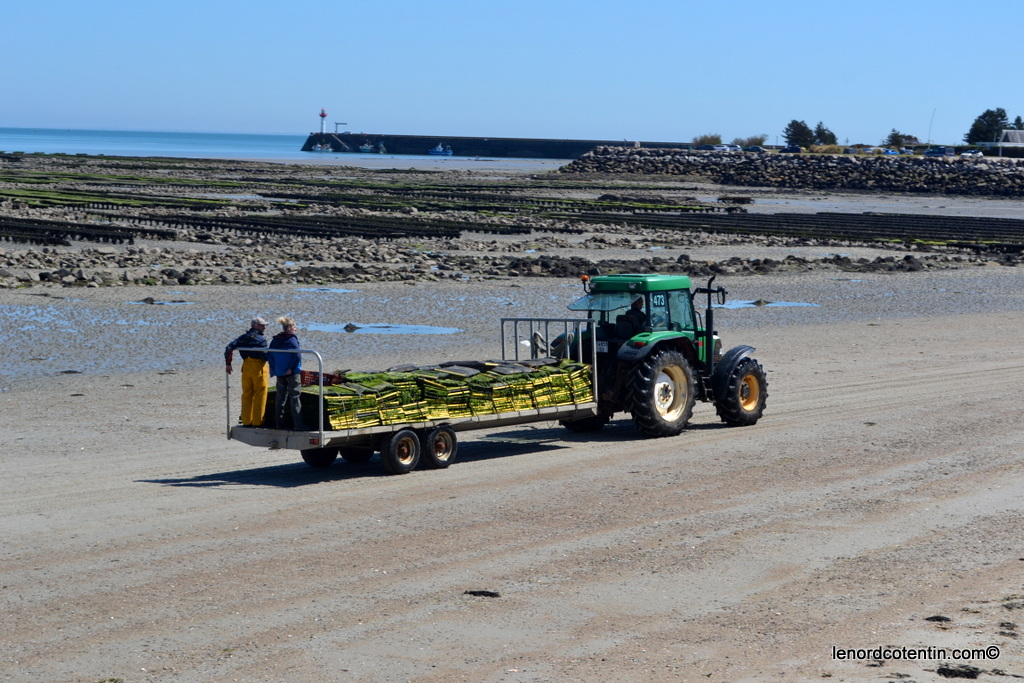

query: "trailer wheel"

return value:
[714, 357, 768, 426]
[628, 349, 695, 437]
[380, 429, 421, 475]
[300, 447, 339, 468]
[339, 446, 374, 464]
[420, 426, 458, 469]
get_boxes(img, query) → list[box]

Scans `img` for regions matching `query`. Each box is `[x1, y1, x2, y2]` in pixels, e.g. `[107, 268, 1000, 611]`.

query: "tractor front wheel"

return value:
[628, 350, 695, 437]
[714, 358, 768, 426]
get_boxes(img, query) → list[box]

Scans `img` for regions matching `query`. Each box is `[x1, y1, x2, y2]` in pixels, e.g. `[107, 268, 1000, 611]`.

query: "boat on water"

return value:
[310, 143, 332, 152]
[428, 144, 453, 156]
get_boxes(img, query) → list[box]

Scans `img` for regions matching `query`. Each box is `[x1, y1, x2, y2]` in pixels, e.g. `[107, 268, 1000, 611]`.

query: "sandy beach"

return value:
[2, 158, 1024, 681]
[2, 264, 1023, 682]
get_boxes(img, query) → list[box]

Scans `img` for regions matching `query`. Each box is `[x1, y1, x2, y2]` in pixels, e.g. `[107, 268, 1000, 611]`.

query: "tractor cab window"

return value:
[668, 292, 695, 332]
[568, 292, 637, 322]
[648, 292, 670, 330]
[647, 292, 693, 332]
[569, 291, 647, 339]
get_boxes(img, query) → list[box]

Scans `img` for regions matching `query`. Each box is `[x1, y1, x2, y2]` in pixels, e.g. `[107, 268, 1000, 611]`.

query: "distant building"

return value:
[998, 130, 1024, 145]
[977, 130, 1024, 155]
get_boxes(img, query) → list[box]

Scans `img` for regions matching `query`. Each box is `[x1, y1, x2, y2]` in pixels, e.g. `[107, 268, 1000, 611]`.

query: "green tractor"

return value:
[551, 273, 767, 436]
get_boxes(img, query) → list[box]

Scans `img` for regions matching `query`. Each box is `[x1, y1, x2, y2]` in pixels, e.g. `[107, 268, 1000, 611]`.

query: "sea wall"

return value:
[303, 133, 693, 159]
[561, 147, 1024, 197]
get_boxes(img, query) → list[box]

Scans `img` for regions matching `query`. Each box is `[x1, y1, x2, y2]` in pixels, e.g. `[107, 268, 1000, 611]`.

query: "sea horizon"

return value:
[0, 126, 568, 171]
[0, 126, 313, 162]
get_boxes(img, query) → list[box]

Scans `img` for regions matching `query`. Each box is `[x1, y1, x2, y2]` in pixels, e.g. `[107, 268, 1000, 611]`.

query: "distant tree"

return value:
[813, 122, 837, 146]
[964, 108, 1009, 144]
[885, 129, 920, 148]
[885, 129, 906, 148]
[691, 133, 722, 146]
[783, 120, 815, 148]
[1014, 116, 1024, 130]
[731, 134, 768, 147]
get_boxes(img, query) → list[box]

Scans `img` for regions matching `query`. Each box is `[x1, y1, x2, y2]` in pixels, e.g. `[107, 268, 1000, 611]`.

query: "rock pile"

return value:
[1, 229, 1017, 290]
[562, 148, 1024, 196]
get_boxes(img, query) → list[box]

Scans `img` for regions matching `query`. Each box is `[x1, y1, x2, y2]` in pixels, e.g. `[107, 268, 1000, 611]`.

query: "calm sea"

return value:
[0, 127, 317, 162]
[0, 127, 567, 170]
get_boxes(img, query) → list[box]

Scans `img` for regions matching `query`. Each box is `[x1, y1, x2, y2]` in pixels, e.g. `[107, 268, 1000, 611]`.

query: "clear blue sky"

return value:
[4, 0, 1021, 146]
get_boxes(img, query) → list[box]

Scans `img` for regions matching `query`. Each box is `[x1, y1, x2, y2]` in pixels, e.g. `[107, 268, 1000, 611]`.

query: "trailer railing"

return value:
[225, 348, 326, 444]
[500, 317, 599, 406]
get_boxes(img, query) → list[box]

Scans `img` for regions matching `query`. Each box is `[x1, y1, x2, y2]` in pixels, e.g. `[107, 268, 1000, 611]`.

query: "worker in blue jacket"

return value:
[225, 316, 269, 426]
[269, 316, 308, 430]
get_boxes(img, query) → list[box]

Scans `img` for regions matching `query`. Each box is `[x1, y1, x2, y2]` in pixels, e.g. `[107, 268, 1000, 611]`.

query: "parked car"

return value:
[880, 148, 899, 155]
[843, 147, 860, 154]
[960, 150, 983, 158]
[724, 144, 742, 152]
[695, 144, 728, 151]
[742, 145, 766, 153]
[924, 147, 955, 157]
[780, 145, 802, 153]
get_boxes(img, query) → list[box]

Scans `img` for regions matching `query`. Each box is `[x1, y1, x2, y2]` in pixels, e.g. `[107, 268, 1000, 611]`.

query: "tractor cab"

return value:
[562, 273, 716, 367]
[567, 279, 697, 338]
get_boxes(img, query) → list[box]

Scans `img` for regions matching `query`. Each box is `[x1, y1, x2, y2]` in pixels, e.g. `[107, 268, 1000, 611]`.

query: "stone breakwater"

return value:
[562, 148, 1024, 196]
[1, 229, 1017, 290]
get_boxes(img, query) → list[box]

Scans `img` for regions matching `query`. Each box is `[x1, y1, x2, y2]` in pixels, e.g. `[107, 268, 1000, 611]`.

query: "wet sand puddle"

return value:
[307, 322, 462, 335]
[717, 300, 820, 309]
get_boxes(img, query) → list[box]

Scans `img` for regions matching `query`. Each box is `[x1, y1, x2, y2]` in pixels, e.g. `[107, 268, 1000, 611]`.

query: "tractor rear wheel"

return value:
[714, 357, 768, 426]
[420, 426, 458, 469]
[380, 429, 421, 475]
[628, 350, 695, 437]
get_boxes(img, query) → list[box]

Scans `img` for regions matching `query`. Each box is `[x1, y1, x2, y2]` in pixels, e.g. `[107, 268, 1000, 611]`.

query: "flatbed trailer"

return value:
[227, 318, 597, 474]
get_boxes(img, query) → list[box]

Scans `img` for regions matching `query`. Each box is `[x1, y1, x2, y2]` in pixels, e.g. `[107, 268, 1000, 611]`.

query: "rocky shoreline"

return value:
[1, 227, 1019, 290]
[562, 146, 1024, 196]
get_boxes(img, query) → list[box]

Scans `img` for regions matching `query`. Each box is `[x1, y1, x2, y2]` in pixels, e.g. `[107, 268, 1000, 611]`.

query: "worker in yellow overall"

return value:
[224, 317, 270, 426]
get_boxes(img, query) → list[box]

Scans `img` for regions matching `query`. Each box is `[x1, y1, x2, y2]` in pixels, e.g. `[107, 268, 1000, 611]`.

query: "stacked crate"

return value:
[266, 358, 593, 430]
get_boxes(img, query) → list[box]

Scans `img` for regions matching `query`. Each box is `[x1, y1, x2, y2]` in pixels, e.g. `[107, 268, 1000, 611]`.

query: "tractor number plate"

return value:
[596, 341, 609, 353]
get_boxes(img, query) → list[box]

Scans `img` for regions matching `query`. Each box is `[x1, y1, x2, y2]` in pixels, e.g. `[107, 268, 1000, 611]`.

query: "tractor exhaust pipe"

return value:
[695, 275, 726, 377]
[704, 275, 716, 377]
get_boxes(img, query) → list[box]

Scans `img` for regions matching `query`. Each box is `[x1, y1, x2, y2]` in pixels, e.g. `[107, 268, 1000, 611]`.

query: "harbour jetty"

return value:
[302, 132, 693, 159]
